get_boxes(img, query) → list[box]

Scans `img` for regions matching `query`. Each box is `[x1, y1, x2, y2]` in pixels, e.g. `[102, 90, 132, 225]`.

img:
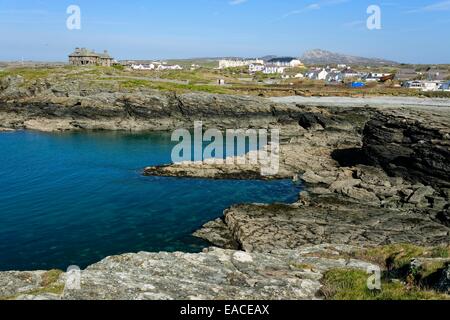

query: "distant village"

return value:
[67, 49, 450, 92]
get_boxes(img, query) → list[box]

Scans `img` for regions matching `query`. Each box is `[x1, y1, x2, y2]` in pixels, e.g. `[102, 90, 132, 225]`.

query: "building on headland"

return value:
[69, 48, 114, 67]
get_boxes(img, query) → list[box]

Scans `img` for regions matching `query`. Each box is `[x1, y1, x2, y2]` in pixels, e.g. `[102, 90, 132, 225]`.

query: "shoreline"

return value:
[0, 88, 449, 299]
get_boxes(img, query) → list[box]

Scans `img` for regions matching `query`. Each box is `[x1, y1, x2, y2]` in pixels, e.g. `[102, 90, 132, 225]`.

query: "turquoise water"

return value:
[0, 131, 300, 271]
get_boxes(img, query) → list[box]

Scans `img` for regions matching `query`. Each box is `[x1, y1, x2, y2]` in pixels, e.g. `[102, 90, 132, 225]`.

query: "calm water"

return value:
[0, 131, 300, 271]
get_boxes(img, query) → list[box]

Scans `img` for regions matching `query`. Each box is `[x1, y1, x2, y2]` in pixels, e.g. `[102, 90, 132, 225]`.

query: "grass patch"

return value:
[320, 268, 449, 300]
[3, 67, 52, 81]
[353, 244, 450, 271]
[40, 269, 63, 287]
[0, 269, 64, 300]
[117, 79, 231, 94]
[354, 244, 427, 270]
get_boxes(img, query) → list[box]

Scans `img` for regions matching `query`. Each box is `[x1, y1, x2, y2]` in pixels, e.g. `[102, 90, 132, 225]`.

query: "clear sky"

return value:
[0, 0, 449, 63]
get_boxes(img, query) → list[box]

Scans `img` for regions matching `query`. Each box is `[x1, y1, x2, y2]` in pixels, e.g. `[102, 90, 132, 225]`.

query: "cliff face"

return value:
[363, 109, 450, 190]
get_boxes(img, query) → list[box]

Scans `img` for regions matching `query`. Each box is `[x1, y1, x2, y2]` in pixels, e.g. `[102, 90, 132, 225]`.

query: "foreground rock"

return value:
[1, 246, 377, 300]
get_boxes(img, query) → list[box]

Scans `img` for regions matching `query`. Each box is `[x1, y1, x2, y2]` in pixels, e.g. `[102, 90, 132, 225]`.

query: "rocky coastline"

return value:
[0, 77, 449, 300]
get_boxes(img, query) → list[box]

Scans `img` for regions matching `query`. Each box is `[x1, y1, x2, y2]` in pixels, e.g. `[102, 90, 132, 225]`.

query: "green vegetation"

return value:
[320, 269, 449, 300]
[353, 244, 450, 270]
[301, 244, 450, 300]
[117, 78, 231, 94]
[112, 64, 125, 71]
[1, 67, 53, 81]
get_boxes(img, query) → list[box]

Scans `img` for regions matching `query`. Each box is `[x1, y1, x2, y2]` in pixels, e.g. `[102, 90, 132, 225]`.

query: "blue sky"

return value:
[0, 0, 449, 63]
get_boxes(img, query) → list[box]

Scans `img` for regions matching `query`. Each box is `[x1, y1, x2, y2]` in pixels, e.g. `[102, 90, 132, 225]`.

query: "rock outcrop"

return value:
[1, 245, 378, 300]
[195, 196, 449, 253]
[363, 108, 450, 190]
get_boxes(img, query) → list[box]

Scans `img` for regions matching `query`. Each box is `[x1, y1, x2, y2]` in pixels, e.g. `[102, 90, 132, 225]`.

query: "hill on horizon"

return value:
[300, 49, 398, 66]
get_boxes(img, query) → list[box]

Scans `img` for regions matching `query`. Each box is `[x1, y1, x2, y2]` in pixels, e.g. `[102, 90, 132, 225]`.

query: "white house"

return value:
[403, 80, 443, 92]
[131, 63, 155, 71]
[403, 81, 423, 90]
[341, 68, 360, 78]
[157, 64, 183, 71]
[289, 59, 303, 67]
[326, 71, 344, 83]
[306, 68, 328, 80]
[421, 81, 442, 92]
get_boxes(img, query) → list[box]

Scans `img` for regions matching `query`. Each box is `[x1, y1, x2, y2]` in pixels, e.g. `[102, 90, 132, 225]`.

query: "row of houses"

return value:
[304, 67, 394, 83]
[403, 80, 450, 92]
[130, 62, 183, 71]
[247, 58, 303, 75]
[305, 67, 362, 82]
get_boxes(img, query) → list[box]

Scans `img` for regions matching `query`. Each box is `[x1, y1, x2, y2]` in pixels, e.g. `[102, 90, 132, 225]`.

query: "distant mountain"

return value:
[301, 49, 397, 65]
